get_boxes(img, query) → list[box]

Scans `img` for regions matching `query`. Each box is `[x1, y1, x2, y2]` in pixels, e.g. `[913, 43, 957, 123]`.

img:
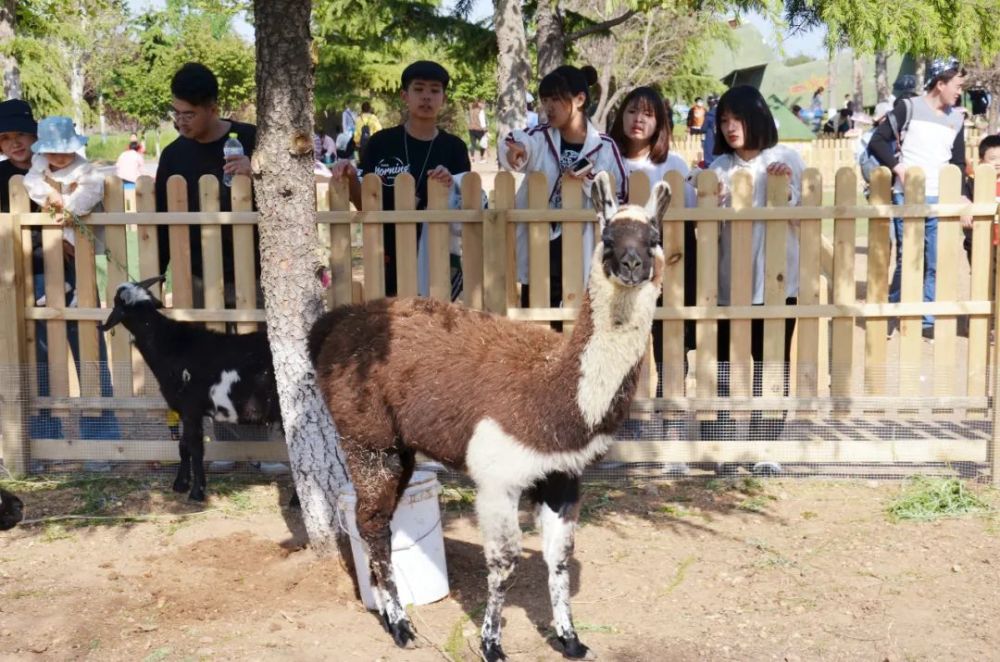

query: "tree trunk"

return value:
[71, 58, 85, 130]
[875, 51, 890, 102]
[827, 54, 836, 111]
[494, 0, 530, 140]
[535, 0, 565, 77]
[852, 53, 864, 108]
[915, 56, 926, 90]
[591, 36, 615, 130]
[253, 0, 350, 558]
[0, 0, 21, 99]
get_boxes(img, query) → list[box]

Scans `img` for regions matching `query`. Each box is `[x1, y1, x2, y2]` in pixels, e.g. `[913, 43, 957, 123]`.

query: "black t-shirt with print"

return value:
[358, 124, 470, 296]
[550, 140, 584, 209]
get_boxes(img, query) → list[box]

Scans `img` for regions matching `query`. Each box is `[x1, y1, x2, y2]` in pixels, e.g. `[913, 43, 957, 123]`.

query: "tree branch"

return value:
[565, 8, 636, 43]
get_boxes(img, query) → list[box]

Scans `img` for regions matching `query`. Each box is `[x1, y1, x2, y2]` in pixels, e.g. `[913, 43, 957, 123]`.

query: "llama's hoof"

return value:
[481, 640, 507, 661]
[288, 490, 301, 509]
[388, 618, 415, 648]
[559, 634, 594, 659]
[172, 478, 190, 494]
[188, 488, 206, 502]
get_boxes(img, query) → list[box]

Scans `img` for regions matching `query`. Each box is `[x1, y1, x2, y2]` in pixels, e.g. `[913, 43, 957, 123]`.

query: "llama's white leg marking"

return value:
[477, 483, 522, 661]
[209, 370, 241, 422]
[539, 500, 578, 638]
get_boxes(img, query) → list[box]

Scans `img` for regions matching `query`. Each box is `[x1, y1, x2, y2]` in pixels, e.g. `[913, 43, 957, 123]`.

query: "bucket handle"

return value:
[336, 496, 443, 553]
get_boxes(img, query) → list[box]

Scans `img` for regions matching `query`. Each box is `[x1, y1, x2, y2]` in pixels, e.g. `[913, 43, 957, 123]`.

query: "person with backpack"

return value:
[687, 97, 706, 135]
[353, 101, 382, 159]
[868, 57, 973, 338]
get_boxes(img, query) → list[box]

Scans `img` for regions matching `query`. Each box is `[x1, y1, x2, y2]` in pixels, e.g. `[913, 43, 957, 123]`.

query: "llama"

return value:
[0, 487, 24, 530]
[309, 172, 669, 661]
[100, 276, 281, 501]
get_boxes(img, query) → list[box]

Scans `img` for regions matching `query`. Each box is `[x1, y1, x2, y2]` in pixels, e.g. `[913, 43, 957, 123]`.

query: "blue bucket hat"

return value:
[31, 116, 88, 154]
[924, 57, 962, 90]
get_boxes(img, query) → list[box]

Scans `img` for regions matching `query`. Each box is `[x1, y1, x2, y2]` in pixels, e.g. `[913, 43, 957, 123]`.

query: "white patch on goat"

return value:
[576, 243, 663, 428]
[117, 283, 152, 305]
[538, 501, 577, 638]
[466, 418, 613, 491]
[209, 370, 241, 422]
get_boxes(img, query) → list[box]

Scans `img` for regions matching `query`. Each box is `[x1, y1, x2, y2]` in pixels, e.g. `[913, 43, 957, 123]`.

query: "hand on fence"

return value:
[893, 164, 907, 185]
[426, 165, 453, 187]
[45, 191, 64, 214]
[505, 141, 527, 169]
[329, 159, 358, 181]
[223, 154, 252, 177]
[765, 162, 792, 177]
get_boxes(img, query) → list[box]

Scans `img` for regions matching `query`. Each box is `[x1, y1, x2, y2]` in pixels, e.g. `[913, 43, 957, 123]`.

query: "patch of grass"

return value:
[444, 615, 470, 661]
[738, 494, 776, 513]
[579, 490, 615, 524]
[662, 555, 696, 595]
[225, 491, 255, 512]
[886, 477, 993, 522]
[801, 511, 819, 520]
[575, 622, 618, 634]
[42, 523, 74, 543]
[441, 486, 477, 513]
[143, 647, 172, 662]
[72, 476, 146, 516]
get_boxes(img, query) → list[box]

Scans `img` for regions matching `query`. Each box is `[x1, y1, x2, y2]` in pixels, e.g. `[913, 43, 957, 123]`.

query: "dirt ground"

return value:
[2, 475, 999, 662]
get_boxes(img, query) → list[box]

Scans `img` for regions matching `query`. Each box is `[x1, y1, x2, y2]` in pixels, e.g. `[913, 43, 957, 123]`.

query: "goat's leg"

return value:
[172, 414, 198, 495]
[350, 447, 415, 648]
[533, 472, 590, 659]
[477, 484, 522, 662]
[183, 414, 207, 501]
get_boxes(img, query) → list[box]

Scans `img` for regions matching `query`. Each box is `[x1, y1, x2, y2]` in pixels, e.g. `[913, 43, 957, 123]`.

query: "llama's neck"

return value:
[566, 257, 662, 429]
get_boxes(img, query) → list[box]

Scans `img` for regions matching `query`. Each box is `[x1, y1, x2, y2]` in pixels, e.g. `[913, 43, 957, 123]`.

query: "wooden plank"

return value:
[31, 439, 290, 463]
[560, 177, 584, 337]
[527, 171, 550, 310]
[660, 171, 686, 400]
[694, 170, 719, 410]
[103, 175, 132, 398]
[900, 168, 926, 395]
[865, 167, 892, 395]
[361, 174, 385, 300]
[968, 164, 994, 398]
[460, 173, 484, 309]
[762, 171, 789, 403]
[830, 168, 856, 400]
[601, 438, 987, 465]
[41, 225, 69, 400]
[484, 173, 512, 315]
[166, 175, 193, 309]
[73, 215, 100, 398]
[230, 175, 257, 334]
[427, 179, 451, 301]
[199, 175, 225, 332]
[933, 166, 961, 396]
[12, 178, 36, 397]
[628, 170, 650, 206]
[393, 173, 418, 298]
[134, 176, 160, 394]
[728, 169, 753, 401]
[629, 170, 655, 406]
[0, 203, 28, 474]
[327, 176, 354, 308]
[796, 169, 823, 397]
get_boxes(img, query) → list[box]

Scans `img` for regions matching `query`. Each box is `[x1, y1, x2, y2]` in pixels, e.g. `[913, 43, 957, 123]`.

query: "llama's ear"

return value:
[591, 171, 618, 232]
[645, 181, 672, 236]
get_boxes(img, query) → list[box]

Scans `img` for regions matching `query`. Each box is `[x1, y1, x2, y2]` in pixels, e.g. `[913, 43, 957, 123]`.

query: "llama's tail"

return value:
[307, 311, 339, 367]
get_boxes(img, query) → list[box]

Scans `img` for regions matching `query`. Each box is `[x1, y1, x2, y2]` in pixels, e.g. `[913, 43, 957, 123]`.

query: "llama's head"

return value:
[0, 487, 24, 531]
[99, 275, 166, 332]
[592, 171, 670, 287]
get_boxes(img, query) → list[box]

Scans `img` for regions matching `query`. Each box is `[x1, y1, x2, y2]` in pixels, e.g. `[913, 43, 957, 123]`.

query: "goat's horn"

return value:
[136, 275, 166, 290]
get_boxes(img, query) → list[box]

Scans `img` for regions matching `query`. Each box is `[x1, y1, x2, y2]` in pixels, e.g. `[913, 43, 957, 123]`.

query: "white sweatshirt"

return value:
[24, 153, 105, 248]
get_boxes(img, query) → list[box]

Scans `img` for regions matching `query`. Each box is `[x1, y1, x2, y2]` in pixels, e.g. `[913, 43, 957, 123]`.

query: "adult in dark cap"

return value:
[0, 98, 39, 212]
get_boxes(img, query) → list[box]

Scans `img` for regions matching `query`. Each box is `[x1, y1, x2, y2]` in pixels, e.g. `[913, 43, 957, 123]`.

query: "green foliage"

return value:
[886, 476, 993, 522]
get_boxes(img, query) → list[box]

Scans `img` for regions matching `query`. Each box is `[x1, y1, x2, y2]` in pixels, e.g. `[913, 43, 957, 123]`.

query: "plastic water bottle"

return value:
[222, 132, 243, 187]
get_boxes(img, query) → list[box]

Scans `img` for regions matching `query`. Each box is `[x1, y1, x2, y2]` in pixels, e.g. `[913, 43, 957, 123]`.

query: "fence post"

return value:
[484, 172, 511, 315]
[0, 207, 28, 475]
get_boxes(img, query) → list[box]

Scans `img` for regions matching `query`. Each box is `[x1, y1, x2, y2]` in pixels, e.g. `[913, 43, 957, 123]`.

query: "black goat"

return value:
[0, 487, 24, 530]
[100, 276, 281, 501]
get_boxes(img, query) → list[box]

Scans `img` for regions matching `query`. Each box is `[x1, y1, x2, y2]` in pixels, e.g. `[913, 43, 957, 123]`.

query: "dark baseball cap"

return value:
[0, 99, 38, 135]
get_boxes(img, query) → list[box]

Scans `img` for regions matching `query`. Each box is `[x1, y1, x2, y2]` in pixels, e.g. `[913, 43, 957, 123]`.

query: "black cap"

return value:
[0, 99, 38, 135]
[401, 61, 450, 90]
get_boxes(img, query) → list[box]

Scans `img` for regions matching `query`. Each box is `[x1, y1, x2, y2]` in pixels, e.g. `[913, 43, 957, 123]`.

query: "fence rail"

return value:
[1, 162, 999, 481]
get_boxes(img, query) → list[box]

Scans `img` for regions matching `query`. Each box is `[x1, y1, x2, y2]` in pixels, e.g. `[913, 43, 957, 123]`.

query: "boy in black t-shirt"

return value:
[154, 62, 257, 292]
[331, 60, 471, 297]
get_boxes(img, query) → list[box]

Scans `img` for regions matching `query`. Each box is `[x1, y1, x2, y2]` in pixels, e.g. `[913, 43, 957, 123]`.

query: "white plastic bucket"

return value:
[337, 471, 450, 610]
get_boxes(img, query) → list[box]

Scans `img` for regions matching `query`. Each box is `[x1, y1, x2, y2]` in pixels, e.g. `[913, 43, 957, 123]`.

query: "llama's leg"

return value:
[350, 447, 415, 648]
[477, 484, 522, 662]
[172, 414, 198, 496]
[532, 472, 590, 659]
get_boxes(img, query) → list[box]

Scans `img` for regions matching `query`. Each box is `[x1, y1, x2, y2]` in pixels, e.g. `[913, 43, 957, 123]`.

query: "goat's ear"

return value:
[591, 171, 618, 233]
[644, 181, 671, 236]
[136, 275, 166, 291]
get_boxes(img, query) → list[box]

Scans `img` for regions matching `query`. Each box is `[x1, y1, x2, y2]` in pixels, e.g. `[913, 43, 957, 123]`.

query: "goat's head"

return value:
[592, 171, 670, 287]
[0, 487, 24, 531]
[99, 275, 166, 332]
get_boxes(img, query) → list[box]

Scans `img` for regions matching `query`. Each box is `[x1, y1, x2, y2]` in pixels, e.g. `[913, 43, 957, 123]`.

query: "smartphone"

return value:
[568, 157, 593, 177]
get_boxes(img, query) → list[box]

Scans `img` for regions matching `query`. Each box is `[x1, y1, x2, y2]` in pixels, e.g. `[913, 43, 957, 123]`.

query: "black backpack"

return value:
[359, 118, 372, 152]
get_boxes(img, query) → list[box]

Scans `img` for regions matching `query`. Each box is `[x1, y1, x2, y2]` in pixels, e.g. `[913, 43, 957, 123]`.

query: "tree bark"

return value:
[494, 0, 530, 140]
[875, 51, 890, 102]
[253, 0, 350, 558]
[535, 0, 565, 77]
[0, 0, 21, 99]
[852, 53, 864, 108]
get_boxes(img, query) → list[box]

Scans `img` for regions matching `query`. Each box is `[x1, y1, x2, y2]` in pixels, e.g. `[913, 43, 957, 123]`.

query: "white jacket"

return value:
[499, 122, 628, 285]
[708, 144, 805, 305]
[24, 153, 105, 248]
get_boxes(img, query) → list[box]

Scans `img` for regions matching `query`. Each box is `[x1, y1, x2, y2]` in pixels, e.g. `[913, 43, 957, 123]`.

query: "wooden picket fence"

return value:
[1, 165, 999, 482]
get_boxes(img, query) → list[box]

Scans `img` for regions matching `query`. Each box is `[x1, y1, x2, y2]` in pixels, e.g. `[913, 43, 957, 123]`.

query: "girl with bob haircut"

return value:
[500, 64, 628, 307]
[706, 84, 805, 456]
